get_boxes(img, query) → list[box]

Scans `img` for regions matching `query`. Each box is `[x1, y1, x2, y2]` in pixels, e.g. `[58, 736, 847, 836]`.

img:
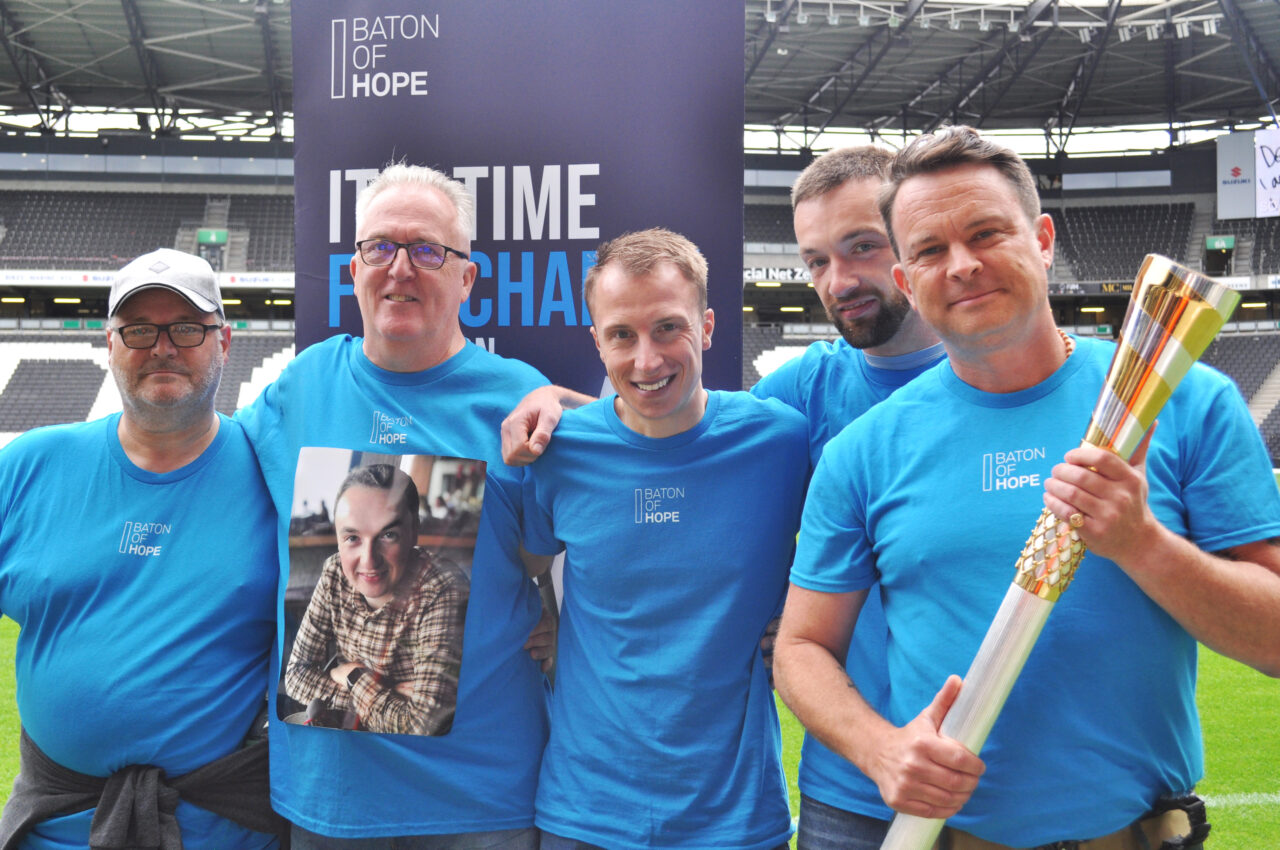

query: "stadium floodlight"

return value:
[828, 2, 839, 25]
[1175, 20, 1191, 39]
[949, 14, 962, 30]
[796, 2, 809, 25]
[765, 0, 777, 24]
[1079, 27, 1093, 44]
[1203, 17, 1218, 36]
[1146, 24, 1162, 40]
[978, 12, 990, 31]
[1118, 25, 1133, 42]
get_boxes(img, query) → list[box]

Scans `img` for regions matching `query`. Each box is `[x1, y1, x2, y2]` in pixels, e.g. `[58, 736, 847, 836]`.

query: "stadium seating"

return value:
[0, 191, 208, 269]
[1202, 332, 1280, 404]
[742, 324, 785, 387]
[0, 191, 296, 272]
[1050, 203, 1195, 281]
[744, 205, 794, 243]
[228, 195, 295, 271]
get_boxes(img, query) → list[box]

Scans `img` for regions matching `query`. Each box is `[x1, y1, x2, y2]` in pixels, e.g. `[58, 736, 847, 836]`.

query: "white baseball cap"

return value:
[108, 248, 224, 318]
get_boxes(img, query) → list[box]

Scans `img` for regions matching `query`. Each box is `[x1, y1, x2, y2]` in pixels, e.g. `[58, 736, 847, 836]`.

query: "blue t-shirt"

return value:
[524, 392, 810, 850]
[752, 338, 945, 820]
[790, 336, 1280, 847]
[0, 414, 278, 850]
[236, 335, 550, 837]
[751, 339, 945, 466]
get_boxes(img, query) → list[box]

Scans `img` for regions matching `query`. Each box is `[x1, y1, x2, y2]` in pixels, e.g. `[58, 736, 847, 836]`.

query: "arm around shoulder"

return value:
[501, 384, 597, 466]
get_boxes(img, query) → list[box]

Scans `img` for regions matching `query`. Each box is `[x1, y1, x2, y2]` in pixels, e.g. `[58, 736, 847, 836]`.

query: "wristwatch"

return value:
[346, 667, 368, 689]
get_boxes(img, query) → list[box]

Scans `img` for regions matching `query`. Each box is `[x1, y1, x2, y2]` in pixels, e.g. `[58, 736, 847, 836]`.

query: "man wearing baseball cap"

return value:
[0, 248, 283, 849]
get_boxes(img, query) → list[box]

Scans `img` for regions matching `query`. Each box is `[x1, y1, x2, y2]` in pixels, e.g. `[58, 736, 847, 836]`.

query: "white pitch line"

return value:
[1202, 792, 1280, 807]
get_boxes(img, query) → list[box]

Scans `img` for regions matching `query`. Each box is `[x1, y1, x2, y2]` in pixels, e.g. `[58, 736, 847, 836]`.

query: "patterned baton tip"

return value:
[1013, 506, 1086, 602]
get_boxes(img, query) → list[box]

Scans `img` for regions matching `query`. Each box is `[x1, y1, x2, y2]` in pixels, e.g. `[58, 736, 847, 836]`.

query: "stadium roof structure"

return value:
[0, 0, 290, 139]
[0, 1, 1277, 153]
[746, 0, 1280, 154]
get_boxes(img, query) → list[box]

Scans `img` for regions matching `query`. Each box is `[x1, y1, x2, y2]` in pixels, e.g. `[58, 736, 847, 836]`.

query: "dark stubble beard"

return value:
[829, 286, 913, 350]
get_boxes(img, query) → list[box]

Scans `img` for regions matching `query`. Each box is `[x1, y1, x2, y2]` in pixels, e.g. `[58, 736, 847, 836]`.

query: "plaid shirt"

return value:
[285, 548, 467, 735]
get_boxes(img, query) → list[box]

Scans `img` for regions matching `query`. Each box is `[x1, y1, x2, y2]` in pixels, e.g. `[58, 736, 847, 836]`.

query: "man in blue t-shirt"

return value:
[751, 145, 943, 465]
[500, 148, 946, 850]
[0, 249, 280, 849]
[775, 126, 1280, 850]
[523, 228, 809, 850]
[237, 164, 549, 850]
[750, 145, 946, 850]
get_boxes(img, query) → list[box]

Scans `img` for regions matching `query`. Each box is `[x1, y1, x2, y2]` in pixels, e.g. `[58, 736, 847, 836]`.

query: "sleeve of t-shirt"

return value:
[1179, 373, 1280, 552]
[788, 428, 877, 593]
[520, 464, 563, 557]
[232, 363, 296, 508]
[233, 365, 280, 442]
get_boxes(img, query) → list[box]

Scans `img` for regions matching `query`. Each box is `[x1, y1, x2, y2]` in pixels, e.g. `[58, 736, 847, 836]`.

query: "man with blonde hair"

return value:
[525, 228, 809, 850]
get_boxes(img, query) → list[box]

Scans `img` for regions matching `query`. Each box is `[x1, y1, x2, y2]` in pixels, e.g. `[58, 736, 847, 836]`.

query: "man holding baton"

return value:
[775, 126, 1280, 850]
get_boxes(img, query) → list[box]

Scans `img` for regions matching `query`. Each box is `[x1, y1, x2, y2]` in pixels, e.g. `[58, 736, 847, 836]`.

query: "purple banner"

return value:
[292, 1, 744, 392]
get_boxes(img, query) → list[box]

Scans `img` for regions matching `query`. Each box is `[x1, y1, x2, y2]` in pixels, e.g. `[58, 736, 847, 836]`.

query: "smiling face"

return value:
[889, 162, 1056, 356]
[107, 287, 228, 420]
[334, 482, 419, 609]
[351, 184, 477, 372]
[794, 177, 912, 351]
[590, 261, 714, 439]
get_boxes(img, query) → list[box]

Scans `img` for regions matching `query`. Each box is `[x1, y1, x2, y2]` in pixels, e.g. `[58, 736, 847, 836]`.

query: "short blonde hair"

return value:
[584, 228, 708, 314]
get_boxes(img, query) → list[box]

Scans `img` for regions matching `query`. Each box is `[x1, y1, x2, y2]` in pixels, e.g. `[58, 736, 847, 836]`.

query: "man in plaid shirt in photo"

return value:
[285, 463, 467, 736]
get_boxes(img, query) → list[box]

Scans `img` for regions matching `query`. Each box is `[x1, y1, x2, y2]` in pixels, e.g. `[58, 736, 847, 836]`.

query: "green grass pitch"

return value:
[0, 617, 1274, 847]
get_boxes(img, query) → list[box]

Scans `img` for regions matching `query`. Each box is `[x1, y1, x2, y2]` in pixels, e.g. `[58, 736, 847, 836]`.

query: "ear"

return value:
[590, 325, 603, 361]
[702, 308, 715, 350]
[105, 326, 116, 355]
[892, 264, 916, 309]
[350, 253, 360, 281]
[1035, 213, 1055, 269]
[459, 261, 477, 303]
[216, 323, 231, 364]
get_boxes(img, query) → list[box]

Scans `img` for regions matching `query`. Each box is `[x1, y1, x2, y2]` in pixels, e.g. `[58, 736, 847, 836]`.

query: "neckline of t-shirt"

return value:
[862, 341, 947, 373]
[349, 336, 479, 386]
[939, 333, 1093, 408]
[860, 344, 948, 389]
[106, 411, 231, 483]
[602, 389, 720, 449]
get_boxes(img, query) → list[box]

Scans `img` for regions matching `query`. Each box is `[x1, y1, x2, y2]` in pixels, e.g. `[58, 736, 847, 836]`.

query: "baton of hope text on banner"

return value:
[880, 254, 1241, 850]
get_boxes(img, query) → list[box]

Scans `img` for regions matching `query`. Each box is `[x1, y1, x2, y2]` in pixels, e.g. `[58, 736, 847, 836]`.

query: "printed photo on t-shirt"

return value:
[277, 446, 485, 736]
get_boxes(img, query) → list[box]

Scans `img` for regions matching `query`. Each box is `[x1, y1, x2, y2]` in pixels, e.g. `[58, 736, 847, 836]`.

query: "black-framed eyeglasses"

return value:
[114, 322, 223, 349]
[355, 239, 469, 270]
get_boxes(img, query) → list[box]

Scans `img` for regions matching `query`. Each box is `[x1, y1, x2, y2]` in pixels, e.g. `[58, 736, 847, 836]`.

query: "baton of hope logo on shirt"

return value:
[118, 521, 171, 557]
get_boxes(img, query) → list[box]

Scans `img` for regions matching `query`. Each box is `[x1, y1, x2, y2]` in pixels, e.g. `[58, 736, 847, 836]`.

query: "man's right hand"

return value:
[870, 675, 985, 819]
[501, 385, 594, 466]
